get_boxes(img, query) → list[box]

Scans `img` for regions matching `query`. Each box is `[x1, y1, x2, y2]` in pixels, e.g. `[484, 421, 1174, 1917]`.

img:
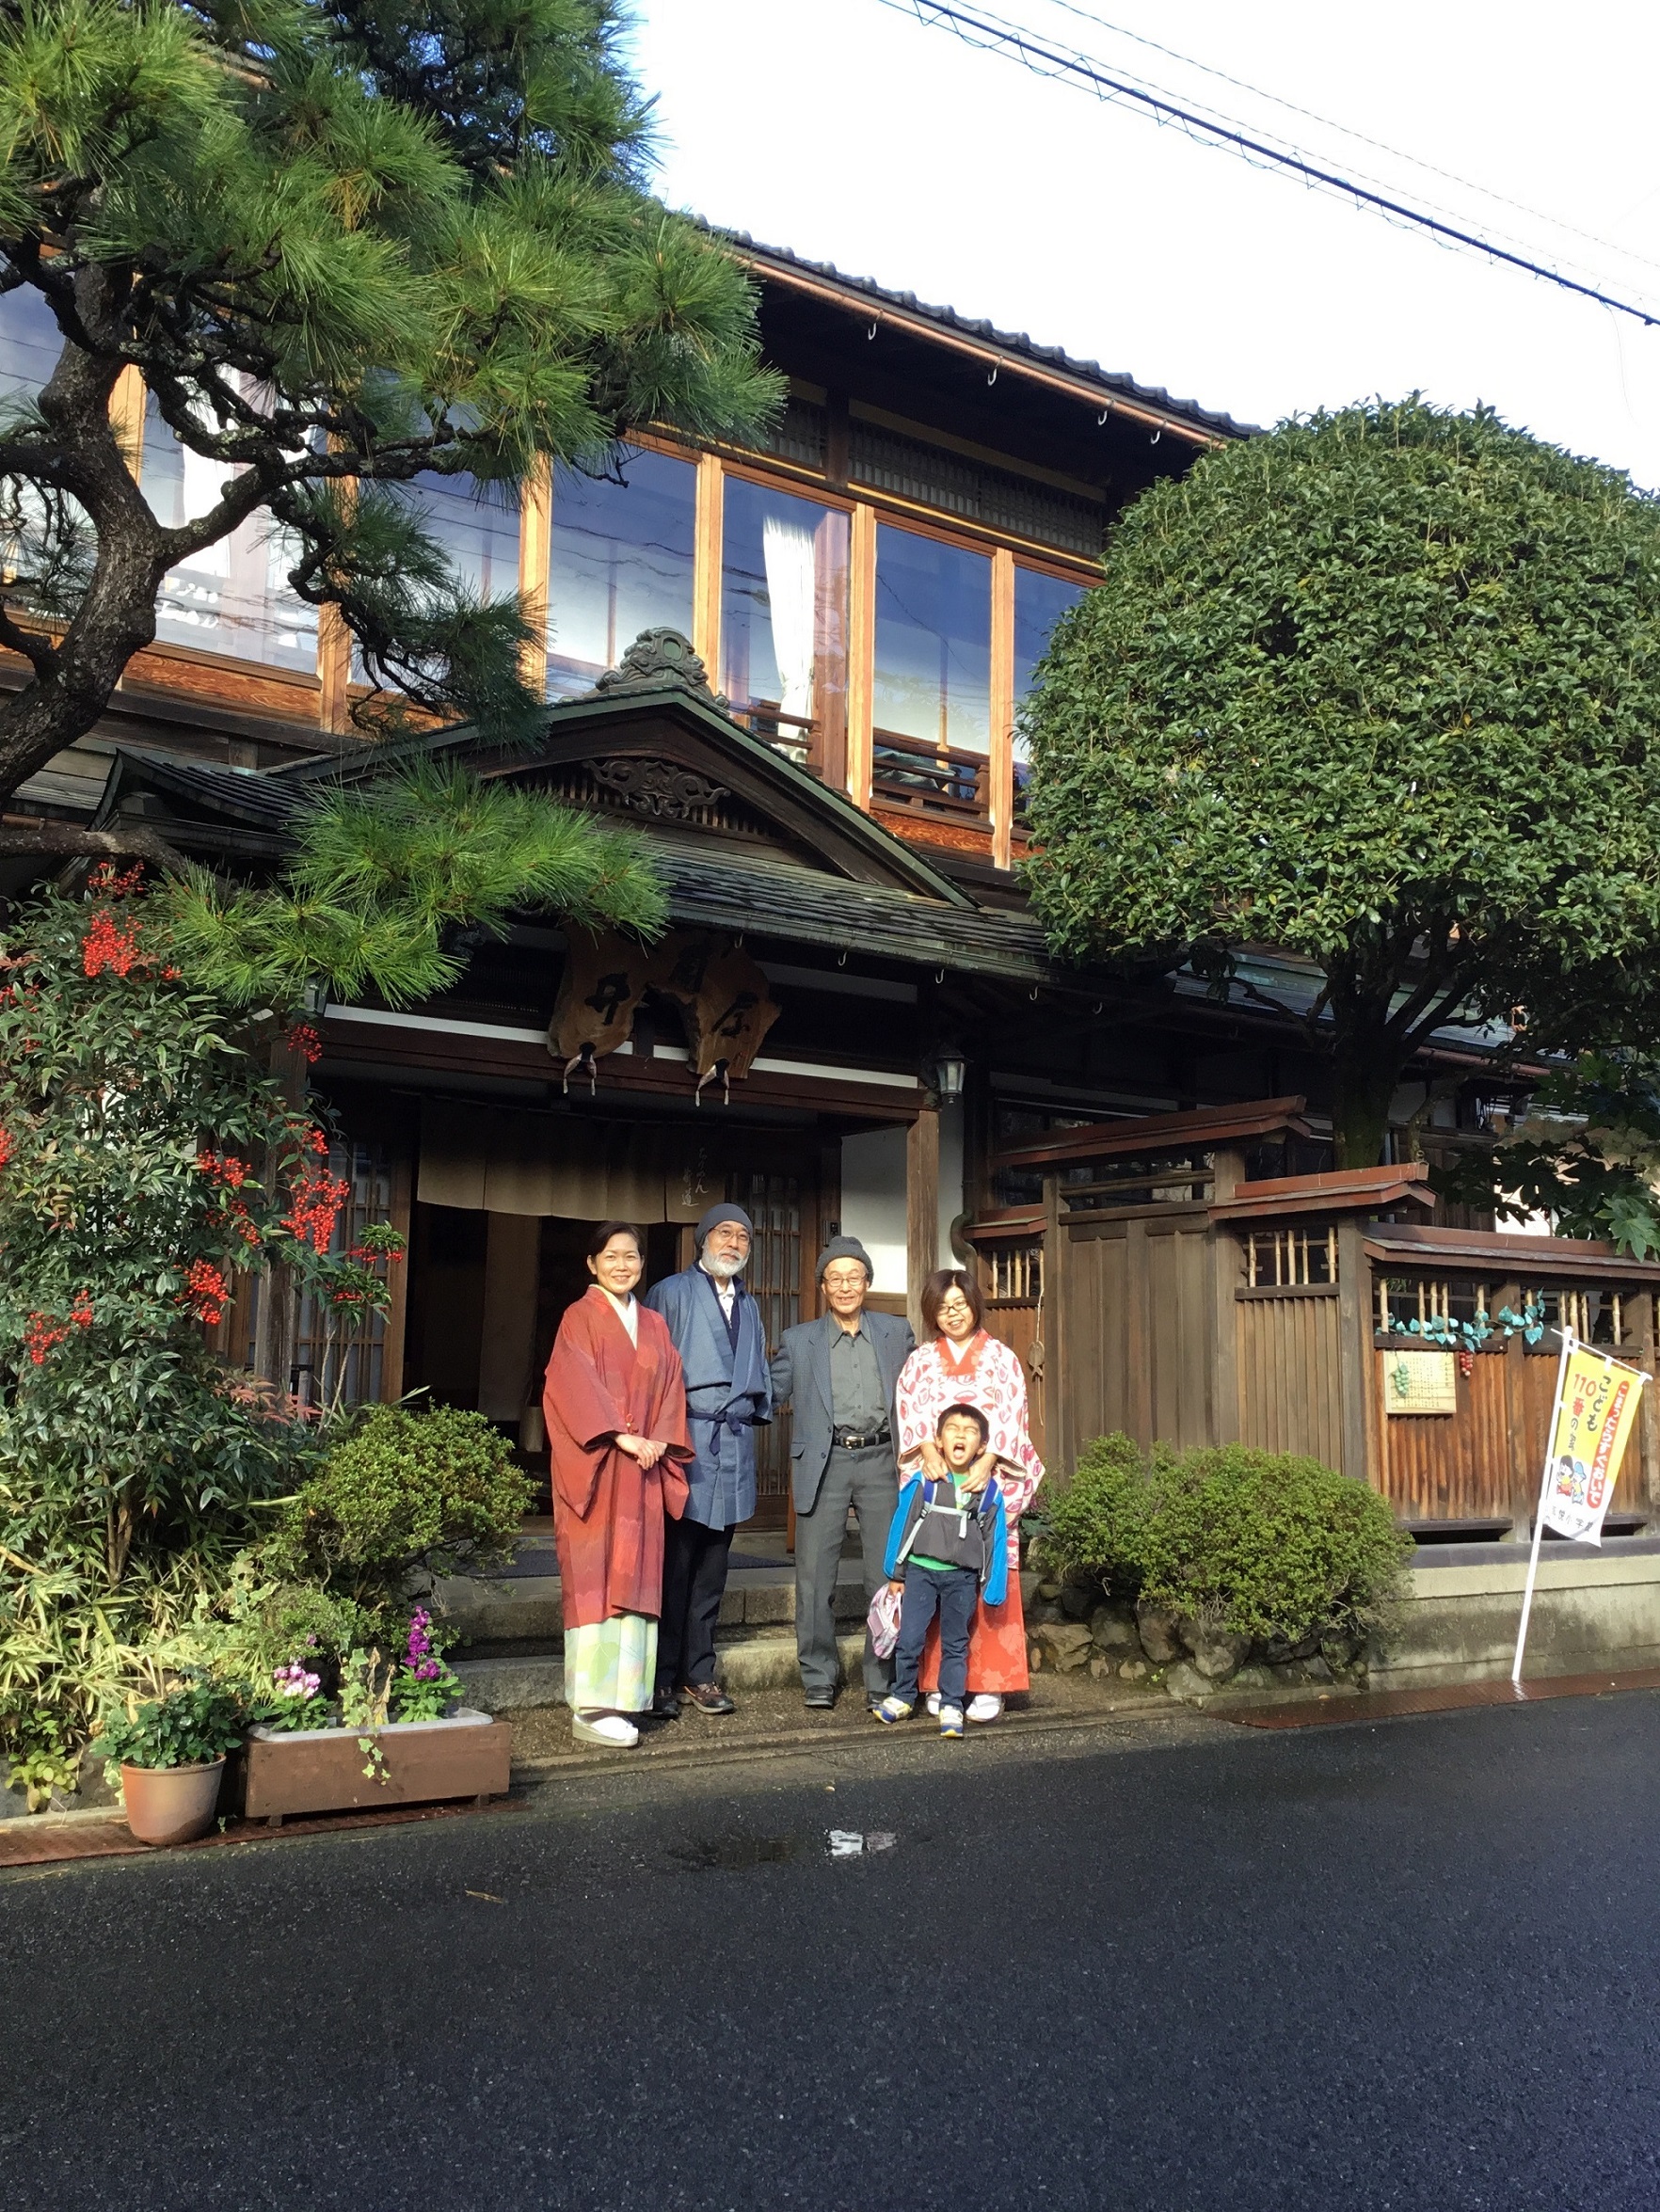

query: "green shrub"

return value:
[1045, 1433, 1412, 1647]
[89, 1676, 247, 1774]
[270, 1404, 533, 1608]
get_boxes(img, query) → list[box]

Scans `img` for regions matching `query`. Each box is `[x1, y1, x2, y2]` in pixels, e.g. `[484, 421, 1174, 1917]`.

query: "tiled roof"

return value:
[727, 232, 1256, 442]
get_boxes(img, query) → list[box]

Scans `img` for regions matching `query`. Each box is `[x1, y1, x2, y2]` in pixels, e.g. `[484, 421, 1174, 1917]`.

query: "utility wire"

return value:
[1036, 0, 1660, 288]
[875, 0, 1660, 329]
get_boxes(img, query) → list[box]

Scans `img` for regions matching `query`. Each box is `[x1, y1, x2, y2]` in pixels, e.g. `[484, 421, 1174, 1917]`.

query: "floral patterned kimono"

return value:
[893, 1329, 1045, 1694]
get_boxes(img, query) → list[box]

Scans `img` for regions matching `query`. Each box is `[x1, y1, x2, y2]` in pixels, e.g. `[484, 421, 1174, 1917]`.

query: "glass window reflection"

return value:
[0, 289, 61, 404]
[872, 523, 991, 816]
[546, 447, 695, 697]
[721, 476, 848, 774]
[139, 392, 317, 673]
[1014, 565, 1087, 785]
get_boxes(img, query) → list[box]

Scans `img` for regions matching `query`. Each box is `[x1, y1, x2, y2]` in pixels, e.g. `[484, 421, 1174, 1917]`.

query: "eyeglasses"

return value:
[936, 1296, 974, 1316]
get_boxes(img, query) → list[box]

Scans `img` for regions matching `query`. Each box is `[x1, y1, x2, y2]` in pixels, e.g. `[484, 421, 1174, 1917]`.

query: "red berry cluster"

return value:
[0, 1126, 12, 1174]
[81, 909, 143, 979]
[196, 1151, 251, 1188]
[282, 1168, 350, 1254]
[286, 1023, 323, 1065]
[183, 1258, 230, 1327]
[24, 1291, 94, 1365]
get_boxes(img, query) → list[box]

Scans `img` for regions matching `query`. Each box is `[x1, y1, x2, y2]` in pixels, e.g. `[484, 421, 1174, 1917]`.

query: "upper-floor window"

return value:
[721, 475, 848, 775]
[139, 392, 317, 674]
[1013, 565, 1088, 800]
[872, 522, 991, 819]
[350, 472, 520, 686]
[546, 446, 695, 698]
[0, 288, 61, 403]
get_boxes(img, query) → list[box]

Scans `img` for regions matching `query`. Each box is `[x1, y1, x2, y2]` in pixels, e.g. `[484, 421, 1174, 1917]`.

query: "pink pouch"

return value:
[868, 1582, 903, 1660]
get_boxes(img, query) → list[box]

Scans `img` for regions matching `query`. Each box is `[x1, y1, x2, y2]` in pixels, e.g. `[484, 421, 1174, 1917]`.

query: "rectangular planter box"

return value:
[232, 1710, 513, 1825]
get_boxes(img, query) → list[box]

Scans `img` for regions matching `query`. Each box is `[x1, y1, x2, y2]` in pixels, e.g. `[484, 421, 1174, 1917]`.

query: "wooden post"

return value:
[518, 454, 552, 697]
[905, 1106, 940, 1337]
[317, 605, 352, 736]
[693, 453, 724, 678]
[1043, 1167, 1063, 1470]
[845, 501, 877, 810]
[1335, 1216, 1370, 1484]
[379, 1146, 412, 1402]
[253, 1034, 310, 1395]
[1500, 1281, 1532, 1539]
[989, 547, 1015, 871]
[1209, 1148, 1244, 1445]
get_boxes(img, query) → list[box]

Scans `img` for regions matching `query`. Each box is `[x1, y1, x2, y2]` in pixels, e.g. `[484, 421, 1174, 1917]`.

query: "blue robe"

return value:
[645, 1265, 772, 1528]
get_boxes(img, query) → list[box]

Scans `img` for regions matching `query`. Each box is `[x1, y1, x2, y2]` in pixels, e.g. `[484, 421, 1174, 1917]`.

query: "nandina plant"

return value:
[0, 867, 400, 1774]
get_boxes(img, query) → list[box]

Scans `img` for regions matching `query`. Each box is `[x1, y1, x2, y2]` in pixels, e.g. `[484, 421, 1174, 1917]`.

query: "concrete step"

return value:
[434, 1564, 871, 1647]
[453, 1630, 867, 1713]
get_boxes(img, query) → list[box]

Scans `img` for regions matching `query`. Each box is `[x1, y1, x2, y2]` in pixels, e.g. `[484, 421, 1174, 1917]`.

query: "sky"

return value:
[626, 1, 1660, 486]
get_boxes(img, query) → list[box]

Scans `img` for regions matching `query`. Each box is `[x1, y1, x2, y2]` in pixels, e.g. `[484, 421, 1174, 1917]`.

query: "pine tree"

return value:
[0, 0, 780, 862]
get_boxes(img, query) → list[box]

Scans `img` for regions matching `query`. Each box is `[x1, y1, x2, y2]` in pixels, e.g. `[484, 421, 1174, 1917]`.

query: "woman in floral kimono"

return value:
[543, 1221, 693, 1748]
[893, 1268, 1045, 1722]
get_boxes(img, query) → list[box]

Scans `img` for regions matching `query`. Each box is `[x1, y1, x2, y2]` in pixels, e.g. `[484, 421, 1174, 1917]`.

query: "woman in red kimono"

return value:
[543, 1220, 692, 1748]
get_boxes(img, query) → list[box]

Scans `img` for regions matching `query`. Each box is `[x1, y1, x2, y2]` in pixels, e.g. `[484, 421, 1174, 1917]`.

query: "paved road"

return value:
[4, 1695, 1659, 2211]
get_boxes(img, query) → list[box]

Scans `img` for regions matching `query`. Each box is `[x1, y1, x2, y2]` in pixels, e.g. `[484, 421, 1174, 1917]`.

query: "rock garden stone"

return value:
[1031, 1621, 1093, 1672]
[1088, 1605, 1140, 1653]
[1059, 1583, 1098, 1621]
[1135, 1603, 1185, 1666]
[1163, 1660, 1212, 1704]
[1118, 1658, 1151, 1683]
[1187, 1625, 1251, 1682]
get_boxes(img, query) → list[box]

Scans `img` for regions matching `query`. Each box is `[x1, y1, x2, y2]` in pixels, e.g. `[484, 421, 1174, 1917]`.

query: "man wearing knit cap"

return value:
[644, 1202, 771, 1715]
[770, 1236, 914, 1710]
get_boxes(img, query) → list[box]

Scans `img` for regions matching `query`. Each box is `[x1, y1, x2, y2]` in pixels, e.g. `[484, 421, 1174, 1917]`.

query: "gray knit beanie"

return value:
[694, 1202, 755, 1249]
[815, 1234, 874, 1284]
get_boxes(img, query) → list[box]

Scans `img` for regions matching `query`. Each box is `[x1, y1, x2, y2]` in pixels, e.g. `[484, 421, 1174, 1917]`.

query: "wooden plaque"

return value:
[1384, 1348, 1459, 1416]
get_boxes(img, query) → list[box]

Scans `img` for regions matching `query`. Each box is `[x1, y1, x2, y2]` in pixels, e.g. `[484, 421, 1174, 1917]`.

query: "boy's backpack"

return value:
[895, 1478, 999, 1583]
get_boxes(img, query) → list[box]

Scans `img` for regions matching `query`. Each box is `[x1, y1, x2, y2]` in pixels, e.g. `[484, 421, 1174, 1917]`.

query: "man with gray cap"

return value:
[644, 1203, 771, 1715]
[770, 1236, 914, 1710]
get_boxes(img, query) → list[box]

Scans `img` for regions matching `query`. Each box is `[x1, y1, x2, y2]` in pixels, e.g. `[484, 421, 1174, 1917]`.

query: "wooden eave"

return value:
[1363, 1220, 1660, 1285]
[1210, 1164, 1436, 1225]
[994, 1094, 1313, 1171]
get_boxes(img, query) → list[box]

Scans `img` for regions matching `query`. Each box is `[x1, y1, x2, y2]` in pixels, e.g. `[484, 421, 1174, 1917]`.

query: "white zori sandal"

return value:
[928, 1693, 1003, 1723]
[572, 1711, 639, 1748]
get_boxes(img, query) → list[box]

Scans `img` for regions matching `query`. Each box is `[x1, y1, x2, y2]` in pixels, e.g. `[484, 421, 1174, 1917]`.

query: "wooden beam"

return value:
[846, 501, 877, 810]
[518, 454, 552, 697]
[316, 606, 352, 735]
[989, 546, 1014, 871]
[1210, 1162, 1434, 1224]
[693, 452, 724, 678]
[906, 1106, 940, 1336]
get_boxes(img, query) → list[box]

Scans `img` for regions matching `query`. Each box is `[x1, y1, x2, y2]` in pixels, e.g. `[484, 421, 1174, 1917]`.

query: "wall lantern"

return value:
[932, 1049, 967, 1101]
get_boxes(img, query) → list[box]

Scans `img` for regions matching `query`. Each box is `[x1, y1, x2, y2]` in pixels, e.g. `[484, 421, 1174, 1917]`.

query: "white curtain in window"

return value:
[179, 442, 233, 576]
[762, 516, 817, 725]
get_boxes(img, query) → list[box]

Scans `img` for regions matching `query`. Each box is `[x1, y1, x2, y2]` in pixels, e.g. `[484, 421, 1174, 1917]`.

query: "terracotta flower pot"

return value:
[120, 1757, 226, 1848]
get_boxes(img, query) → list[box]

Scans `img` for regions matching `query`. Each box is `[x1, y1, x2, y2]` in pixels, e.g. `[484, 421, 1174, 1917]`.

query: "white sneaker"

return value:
[572, 1711, 639, 1748]
[926, 1693, 941, 1717]
[966, 1695, 1003, 1724]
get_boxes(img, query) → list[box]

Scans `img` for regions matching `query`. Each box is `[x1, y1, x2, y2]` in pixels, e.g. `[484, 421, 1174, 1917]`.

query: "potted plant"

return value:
[236, 1609, 511, 1824]
[90, 1678, 247, 1847]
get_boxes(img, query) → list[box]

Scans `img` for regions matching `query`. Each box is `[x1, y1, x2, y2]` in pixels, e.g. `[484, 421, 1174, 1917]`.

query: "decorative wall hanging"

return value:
[546, 931, 652, 1092]
[649, 934, 782, 1106]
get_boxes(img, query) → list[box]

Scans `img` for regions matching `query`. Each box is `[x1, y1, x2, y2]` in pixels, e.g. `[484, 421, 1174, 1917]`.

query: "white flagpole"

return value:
[1512, 1326, 1575, 1688]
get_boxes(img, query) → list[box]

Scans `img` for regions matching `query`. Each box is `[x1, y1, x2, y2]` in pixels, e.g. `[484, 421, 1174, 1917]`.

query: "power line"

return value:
[874, 0, 1660, 330]
[1035, 0, 1660, 289]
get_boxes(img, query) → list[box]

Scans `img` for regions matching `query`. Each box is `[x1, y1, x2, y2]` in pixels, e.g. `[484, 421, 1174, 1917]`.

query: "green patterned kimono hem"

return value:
[565, 1615, 657, 1713]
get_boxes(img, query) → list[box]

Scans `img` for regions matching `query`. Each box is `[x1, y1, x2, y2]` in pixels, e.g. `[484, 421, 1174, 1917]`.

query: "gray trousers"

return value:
[794, 1444, 899, 1700]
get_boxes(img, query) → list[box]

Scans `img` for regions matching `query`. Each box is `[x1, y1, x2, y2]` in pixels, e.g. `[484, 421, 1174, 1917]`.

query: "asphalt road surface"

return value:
[4, 1694, 1658, 2212]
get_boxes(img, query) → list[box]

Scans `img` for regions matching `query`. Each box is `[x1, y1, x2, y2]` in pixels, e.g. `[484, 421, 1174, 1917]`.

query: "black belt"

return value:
[833, 1424, 891, 1452]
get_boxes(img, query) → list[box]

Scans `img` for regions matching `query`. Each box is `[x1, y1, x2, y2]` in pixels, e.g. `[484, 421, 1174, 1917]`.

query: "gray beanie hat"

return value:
[694, 1201, 755, 1249]
[815, 1234, 874, 1284]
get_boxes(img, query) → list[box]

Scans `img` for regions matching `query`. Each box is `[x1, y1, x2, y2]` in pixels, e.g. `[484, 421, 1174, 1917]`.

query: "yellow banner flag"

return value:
[1541, 1345, 1649, 1545]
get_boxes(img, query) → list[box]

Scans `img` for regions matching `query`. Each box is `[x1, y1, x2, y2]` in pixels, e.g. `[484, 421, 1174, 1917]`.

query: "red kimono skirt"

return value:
[543, 1290, 692, 1640]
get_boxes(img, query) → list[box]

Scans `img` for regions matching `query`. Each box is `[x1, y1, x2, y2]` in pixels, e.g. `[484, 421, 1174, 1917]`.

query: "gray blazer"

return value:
[770, 1309, 916, 1515]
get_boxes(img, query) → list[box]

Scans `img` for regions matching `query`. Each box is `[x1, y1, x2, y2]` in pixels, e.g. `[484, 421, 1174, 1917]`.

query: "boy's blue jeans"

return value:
[891, 1563, 979, 1708]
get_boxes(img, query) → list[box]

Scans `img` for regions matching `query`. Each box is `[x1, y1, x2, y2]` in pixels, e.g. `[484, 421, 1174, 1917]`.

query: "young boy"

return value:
[874, 1404, 1009, 1739]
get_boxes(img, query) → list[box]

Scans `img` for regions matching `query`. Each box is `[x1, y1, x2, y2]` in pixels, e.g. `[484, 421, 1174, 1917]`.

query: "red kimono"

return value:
[543, 1289, 693, 1630]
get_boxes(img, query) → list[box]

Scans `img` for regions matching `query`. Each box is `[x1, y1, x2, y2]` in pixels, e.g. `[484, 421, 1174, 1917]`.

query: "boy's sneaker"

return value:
[873, 1696, 913, 1726]
[938, 1704, 966, 1738]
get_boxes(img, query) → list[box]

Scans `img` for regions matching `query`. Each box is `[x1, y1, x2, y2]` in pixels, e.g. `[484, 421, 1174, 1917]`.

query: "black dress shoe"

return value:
[805, 1689, 837, 1710]
[652, 1689, 682, 1718]
[680, 1681, 736, 1715]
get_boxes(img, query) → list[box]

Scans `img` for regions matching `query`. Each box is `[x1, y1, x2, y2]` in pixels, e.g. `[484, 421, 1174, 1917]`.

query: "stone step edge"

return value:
[453, 1631, 869, 1711]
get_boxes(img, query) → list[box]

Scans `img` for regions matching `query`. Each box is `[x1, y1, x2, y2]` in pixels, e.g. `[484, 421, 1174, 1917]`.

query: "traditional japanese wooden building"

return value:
[7, 243, 1652, 1537]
